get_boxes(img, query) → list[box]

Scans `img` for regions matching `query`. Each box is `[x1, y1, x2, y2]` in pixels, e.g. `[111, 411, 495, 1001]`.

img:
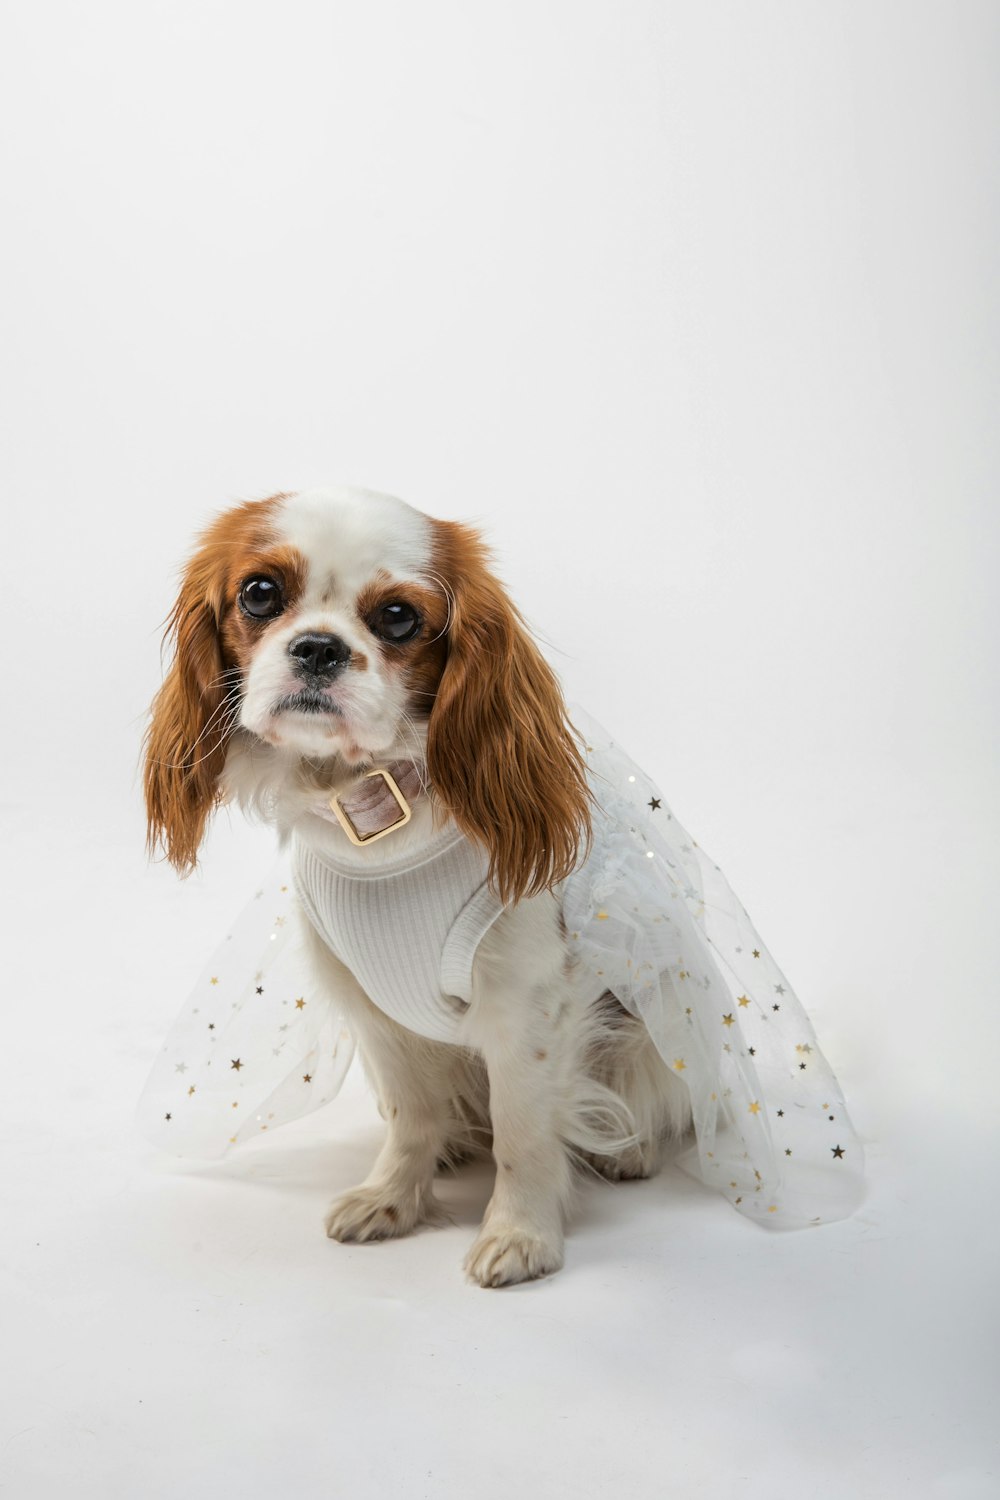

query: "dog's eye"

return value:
[373, 602, 421, 643]
[239, 577, 284, 620]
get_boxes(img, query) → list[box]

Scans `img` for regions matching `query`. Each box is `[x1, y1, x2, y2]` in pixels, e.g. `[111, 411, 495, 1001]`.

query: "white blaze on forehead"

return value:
[275, 486, 433, 604]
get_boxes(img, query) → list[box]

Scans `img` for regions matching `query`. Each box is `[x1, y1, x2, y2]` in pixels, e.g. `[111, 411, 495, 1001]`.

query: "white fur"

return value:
[219, 486, 690, 1286]
[279, 485, 432, 597]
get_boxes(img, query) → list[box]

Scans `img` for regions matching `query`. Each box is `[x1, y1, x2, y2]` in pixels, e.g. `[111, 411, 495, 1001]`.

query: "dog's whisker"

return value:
[147, 689, 244, 770]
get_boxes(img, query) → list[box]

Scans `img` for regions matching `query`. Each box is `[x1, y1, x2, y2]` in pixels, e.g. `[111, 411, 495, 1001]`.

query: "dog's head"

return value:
[144, 486, 592, 903]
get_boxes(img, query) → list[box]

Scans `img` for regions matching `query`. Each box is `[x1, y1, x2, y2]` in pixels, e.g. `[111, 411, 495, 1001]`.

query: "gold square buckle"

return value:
[327, 768, 413, 847]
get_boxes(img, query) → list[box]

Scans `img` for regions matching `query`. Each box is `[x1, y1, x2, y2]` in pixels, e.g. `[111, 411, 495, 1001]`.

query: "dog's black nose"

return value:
[288, 632, 351, 678]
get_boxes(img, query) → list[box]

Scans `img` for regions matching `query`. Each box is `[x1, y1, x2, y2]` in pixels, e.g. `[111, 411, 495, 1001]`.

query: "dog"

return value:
[144, 484, 691, 1285]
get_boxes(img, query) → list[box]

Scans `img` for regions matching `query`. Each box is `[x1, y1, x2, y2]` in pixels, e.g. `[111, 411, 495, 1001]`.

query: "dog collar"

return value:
[312, 760, 427, 846]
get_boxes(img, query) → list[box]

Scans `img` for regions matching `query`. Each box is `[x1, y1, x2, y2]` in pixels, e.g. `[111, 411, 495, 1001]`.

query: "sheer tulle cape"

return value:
[136, 870, 355, 1158]
[562, 705, 864, 1229]
[138, 704, 864, 1229]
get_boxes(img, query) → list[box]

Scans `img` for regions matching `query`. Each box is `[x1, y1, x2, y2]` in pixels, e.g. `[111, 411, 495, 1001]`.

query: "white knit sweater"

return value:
[291, 822, 507, 1043]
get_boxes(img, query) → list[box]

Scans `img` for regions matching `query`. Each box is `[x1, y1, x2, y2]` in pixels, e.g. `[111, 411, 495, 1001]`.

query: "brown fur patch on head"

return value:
[218, 541, 305, 675]
[424, 518, 593, 905]
[143, 493, 300, 873]
[354, 569, 451, 716]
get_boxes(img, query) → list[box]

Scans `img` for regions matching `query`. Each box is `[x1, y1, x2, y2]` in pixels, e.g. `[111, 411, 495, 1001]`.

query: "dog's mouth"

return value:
[272, 690, 343, 717]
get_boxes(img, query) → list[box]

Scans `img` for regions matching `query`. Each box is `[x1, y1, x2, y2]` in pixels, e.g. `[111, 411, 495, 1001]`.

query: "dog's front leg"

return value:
[300, 917, 452, 1242]
[324, 1008, 455, 1243]
[461, 894, 577, 1287]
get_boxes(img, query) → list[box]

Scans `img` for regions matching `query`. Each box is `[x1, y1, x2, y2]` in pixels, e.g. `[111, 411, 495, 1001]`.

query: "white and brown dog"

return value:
[145, 485, 688, 1286]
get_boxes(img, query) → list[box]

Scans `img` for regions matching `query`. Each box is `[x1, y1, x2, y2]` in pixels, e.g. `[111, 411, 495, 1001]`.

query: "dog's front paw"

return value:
[464, 1222, 564, 1288]
[324, 1184, 436, 1243]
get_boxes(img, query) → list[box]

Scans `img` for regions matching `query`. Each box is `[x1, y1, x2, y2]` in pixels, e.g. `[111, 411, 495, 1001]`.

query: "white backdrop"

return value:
[1, 4, 997, 1497]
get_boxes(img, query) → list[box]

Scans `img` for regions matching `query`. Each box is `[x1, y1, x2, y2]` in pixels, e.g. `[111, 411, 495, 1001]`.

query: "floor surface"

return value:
[2, 794, 997, 1499]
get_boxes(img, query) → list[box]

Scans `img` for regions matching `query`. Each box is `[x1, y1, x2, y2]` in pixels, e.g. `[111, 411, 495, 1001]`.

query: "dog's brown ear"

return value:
[426, 520, 592, 905]
[143, 549, 230, 874]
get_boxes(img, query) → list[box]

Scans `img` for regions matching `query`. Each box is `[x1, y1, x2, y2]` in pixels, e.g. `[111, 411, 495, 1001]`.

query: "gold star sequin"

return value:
[295, 997, 306, 1010]
[188, 1085, 196, 1096]
[752, 950, 761, 959]
[596, 910, 609, 921]
[737, 995, 750, 1008]
[748, 1100, 761, 1115]
[673, 1058, 686, 1072]
[210, 977, 219, 985]
[722, 1013, 735, 1028]
[832, 1145, 845, 1159]
[230, 1058, 243, 1071]
[303, 1073, 312, 1083]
